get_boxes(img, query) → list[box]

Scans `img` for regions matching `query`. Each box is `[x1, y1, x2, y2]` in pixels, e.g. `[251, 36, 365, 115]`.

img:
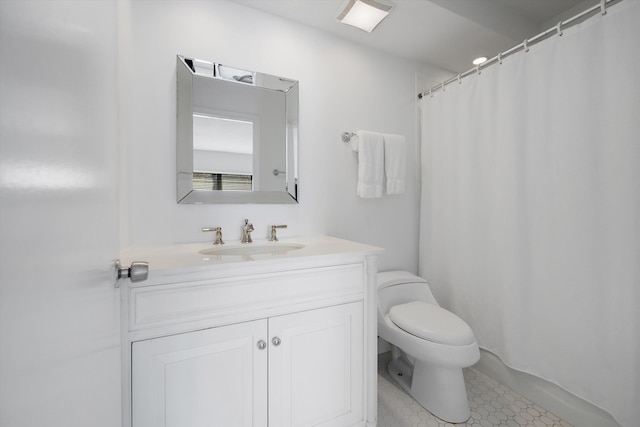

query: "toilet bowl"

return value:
[377, 271, 480, 423]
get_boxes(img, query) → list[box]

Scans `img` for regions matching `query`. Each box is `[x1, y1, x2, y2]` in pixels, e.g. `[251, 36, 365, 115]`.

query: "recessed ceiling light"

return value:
[472, 57, 488, 65]
[337, 0, 393, 33]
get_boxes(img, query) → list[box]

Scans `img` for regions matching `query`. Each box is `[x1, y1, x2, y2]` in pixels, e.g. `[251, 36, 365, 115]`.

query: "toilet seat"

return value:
[389, 301, 475, 346]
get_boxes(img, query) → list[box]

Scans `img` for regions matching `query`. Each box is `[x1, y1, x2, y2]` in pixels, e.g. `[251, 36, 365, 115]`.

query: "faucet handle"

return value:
[269, 224, 287, 242]
[241, 219, 254, 243]
[202, 226, 224, 245]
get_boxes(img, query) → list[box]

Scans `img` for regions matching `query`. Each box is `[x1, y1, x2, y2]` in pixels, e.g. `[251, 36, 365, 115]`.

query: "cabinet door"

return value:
[269, 302, 364, 427]
[132, 320, 268, 427]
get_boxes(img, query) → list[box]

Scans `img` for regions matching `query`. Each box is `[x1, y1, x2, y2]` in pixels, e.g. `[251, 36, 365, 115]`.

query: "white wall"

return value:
[120, 0, 449, 272]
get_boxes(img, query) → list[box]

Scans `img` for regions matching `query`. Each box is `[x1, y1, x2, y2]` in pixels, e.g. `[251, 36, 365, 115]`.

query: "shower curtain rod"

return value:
[418, 0, 619, 100]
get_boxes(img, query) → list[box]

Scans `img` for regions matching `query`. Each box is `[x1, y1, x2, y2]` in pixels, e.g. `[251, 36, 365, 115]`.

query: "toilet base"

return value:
[387, 358, 471, 423]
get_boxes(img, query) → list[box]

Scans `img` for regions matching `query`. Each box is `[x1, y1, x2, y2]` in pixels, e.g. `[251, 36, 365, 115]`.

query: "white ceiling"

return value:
[229, 0, 597, 73]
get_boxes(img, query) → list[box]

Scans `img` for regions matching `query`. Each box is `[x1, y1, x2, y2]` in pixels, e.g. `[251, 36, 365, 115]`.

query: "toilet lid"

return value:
[389, 301, 475, 346]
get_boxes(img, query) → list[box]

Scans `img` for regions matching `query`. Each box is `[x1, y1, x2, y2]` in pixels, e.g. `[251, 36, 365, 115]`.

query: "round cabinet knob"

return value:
[271, 337, 281, 346]
[257, 340, 267, 350]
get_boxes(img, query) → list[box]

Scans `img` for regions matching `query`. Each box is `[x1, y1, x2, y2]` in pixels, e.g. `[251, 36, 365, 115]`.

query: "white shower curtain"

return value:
[419, 1, 639, 426]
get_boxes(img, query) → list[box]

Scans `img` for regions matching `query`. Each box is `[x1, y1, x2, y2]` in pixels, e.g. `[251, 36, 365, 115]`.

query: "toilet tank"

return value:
[377, 271, 439, 317]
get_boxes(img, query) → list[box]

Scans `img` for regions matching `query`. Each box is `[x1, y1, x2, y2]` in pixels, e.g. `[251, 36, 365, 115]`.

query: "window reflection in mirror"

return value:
[192, 172, 252, 191]
[192, 115, 254, 191]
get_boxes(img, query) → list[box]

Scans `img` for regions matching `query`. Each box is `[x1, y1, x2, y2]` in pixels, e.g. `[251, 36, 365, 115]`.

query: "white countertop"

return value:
[120, 235, 384, 281]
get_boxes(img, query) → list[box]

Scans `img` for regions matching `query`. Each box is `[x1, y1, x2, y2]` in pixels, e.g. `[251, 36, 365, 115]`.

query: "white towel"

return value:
[383, 133, 406, 194]
[354, 130, 384, 198]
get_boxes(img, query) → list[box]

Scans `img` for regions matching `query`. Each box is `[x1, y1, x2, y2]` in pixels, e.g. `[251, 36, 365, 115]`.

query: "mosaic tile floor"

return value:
[378, 355, 573, 427]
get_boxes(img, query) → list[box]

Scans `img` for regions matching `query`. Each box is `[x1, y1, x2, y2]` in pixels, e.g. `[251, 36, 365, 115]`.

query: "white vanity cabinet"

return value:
[132, 319, 268, 427]
[121, 236, 382, 427]
[268, 302, 363, 427]
[132, 302, 363, 427]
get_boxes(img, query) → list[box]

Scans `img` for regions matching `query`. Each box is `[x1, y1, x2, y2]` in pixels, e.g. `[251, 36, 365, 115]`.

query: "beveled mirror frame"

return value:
[176, 55, 299, 204]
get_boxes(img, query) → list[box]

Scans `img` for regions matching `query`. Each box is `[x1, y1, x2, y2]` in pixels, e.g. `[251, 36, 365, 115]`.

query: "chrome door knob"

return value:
[271, 337, 281, 346]
[114, 260, 149, 287]
[257, 340, 267, 350]
[127, 261, 149, 283]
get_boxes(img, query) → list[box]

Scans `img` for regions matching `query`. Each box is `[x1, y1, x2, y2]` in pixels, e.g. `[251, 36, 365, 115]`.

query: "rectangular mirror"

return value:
[177, 55, 299, 204]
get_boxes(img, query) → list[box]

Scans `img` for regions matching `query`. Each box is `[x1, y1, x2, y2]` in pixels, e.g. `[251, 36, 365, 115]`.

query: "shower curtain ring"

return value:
[524, 39, 529, 52]
[556, 22, 563, 36]
[601, 0, 607, 15]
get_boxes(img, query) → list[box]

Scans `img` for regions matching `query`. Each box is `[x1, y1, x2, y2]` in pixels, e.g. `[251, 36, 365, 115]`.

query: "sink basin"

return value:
[199, 242, 305, 257]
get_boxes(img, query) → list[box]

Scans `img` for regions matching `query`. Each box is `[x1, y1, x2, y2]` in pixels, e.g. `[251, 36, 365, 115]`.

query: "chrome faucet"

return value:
[202, 226, 224, 245]
[241, 219, 254, 243]
[269, 224, 287, 242]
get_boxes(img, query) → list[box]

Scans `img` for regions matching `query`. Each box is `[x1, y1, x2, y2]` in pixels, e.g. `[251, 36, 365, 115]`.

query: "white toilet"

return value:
[377, 271, 480, 423]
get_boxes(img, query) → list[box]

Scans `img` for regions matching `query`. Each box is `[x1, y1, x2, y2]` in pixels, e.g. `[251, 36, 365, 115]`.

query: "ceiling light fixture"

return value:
[472, 57, 488, 65]
[337, 0, 393, 33]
